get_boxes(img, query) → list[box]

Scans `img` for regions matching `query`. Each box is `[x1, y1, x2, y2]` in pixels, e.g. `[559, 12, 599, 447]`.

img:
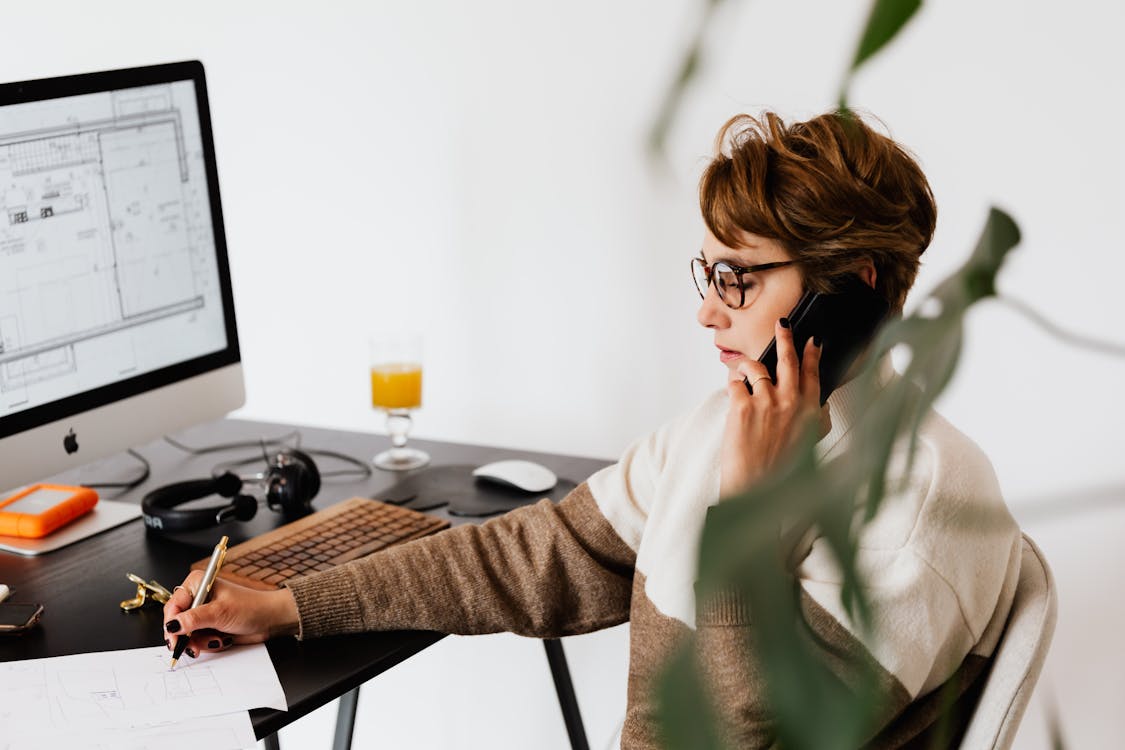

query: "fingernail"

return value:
[165, 620, 181, 633]
[186, 648, 197, 659]
[779, 317, 790, 329]
[164, 639, 170, 650]
[222, 636, 233, 647]
[207, 639, 220, 650]
[813, 335, 822, 347]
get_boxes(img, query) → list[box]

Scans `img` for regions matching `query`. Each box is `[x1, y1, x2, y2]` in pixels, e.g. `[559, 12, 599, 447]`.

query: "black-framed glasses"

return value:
[690, 257, 798, 309]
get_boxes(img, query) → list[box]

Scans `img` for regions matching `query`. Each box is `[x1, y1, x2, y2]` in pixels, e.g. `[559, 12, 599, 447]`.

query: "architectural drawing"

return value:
[0, 81, 225, 416]
[0, 644, 285, 737]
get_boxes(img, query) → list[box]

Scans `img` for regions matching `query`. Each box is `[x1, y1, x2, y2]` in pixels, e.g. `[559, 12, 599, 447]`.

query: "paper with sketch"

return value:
[0, 643, 285, 733]
[2, 711, 256, 750]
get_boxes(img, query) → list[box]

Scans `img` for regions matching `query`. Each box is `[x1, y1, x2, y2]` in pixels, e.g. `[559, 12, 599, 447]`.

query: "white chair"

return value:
[959, 533, 1058, 750]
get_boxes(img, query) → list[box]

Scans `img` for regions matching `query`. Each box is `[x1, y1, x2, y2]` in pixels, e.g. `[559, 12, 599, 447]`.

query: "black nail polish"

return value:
[164, 639, 170, 650]
[207, 639, 220, 650]
[779, 317, 790, 329]
[222, 636, 233, 647]
[813, 335, 823, 347]
[186, 648, 197, 659]
[165, 619, 181, 633]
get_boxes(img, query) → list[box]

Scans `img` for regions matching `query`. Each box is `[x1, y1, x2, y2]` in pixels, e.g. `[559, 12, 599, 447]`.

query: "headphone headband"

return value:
[141, 450, 319, 534]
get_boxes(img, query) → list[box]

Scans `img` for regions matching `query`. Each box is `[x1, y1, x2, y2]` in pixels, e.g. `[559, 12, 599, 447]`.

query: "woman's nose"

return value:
[696, 284, 730, 329]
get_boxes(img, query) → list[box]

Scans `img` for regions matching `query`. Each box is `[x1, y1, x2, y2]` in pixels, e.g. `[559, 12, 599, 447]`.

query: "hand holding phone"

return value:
[756, 275, 889, 405]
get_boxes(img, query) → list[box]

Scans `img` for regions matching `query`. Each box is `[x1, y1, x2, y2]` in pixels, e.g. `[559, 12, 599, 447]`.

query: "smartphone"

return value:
[756, 274, 890, 405]
[0, 602, 44, 635]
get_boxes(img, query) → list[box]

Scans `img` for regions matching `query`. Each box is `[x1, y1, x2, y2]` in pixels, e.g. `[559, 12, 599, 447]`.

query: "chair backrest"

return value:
[959, 533, 1058, 750]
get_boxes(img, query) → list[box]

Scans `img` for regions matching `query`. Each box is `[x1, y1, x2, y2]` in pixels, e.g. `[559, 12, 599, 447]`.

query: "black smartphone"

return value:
[756, 275, 890, 405]
[0, 602, 44, 635]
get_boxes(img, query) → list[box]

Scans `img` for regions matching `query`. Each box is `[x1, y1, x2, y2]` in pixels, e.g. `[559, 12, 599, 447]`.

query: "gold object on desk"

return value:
[120, 573, 173, 611]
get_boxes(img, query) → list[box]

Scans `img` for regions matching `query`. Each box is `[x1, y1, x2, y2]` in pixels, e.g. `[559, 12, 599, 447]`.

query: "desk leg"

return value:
[332, 687, 361, 750]
[543, 638, 590, 750]
[263, 733, 281, 750]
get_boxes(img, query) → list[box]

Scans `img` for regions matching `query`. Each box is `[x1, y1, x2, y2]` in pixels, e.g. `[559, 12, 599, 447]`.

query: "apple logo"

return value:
[64, 428, 79, 455]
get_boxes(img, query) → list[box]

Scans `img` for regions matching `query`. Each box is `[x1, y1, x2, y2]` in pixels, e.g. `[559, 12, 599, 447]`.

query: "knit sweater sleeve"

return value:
[283, 483, 636, 640]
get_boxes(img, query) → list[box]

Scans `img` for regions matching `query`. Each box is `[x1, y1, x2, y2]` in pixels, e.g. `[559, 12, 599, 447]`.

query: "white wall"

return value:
[3, 1, 1122, 747]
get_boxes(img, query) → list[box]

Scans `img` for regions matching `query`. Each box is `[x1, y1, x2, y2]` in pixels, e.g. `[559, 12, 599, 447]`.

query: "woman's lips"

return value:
[718, 346, 742, 363]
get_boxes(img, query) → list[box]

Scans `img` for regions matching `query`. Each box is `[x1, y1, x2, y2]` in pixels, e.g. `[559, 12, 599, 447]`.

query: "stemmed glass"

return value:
[368, 333, 430, 470]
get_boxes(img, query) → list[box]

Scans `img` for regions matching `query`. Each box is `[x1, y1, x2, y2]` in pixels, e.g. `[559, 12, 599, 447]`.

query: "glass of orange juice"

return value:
[369, 333, 430, 470]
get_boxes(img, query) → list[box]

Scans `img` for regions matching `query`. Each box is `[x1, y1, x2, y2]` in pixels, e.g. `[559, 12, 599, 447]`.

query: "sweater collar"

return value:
[815, 355, 896, 461]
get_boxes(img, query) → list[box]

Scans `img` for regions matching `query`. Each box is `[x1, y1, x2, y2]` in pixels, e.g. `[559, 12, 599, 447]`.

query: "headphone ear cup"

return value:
[267, 449, 320, 519]
[286, 449, 321, 502]
[231, 494, 259, 522]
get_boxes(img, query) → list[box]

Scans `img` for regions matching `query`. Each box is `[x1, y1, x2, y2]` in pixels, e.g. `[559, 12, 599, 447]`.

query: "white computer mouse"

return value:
[472, 460, 558, 493]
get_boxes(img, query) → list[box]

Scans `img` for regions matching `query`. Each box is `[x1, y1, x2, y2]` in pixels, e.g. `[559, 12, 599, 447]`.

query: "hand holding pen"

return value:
[163, 543, 300, 662]
[168, 535, 228, 669]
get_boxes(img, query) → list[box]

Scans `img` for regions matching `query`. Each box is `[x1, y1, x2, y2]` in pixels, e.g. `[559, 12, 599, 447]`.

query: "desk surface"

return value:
[0, 418, 611, 738]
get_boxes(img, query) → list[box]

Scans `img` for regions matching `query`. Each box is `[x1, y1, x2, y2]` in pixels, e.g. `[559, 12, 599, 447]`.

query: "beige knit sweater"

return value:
[286, 366, 1021, 748]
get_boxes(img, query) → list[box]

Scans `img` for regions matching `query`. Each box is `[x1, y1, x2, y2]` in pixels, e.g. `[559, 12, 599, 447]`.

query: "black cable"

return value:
[162, 430, 302, 455]
[302, 448, 374, 480]
[206, 447, 372, 482]
[163, 430, 373, 482]
[81, 449, 151, 493]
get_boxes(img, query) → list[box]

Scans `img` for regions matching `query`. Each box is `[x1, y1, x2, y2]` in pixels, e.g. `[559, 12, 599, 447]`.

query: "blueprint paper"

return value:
[1, 710, 256, 750]
[0, 644, 285, 733]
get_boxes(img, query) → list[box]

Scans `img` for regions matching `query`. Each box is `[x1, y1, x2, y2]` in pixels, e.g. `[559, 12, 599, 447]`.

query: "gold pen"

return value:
[170, 535, 229, 670]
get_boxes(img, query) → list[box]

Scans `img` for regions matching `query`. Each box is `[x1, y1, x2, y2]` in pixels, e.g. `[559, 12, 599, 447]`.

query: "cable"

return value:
[162, 430, 302, 455]
[302, 448, 374, 480]
[163, 430, 372, 482]
[207, 447, 372, 482]
[81, 449, 151, 494]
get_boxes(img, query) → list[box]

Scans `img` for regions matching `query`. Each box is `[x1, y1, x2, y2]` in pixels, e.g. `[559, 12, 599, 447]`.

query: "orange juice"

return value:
[370, 363, 422, 409]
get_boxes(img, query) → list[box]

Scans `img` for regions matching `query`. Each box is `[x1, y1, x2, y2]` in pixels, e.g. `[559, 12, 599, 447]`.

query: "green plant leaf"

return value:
[647, 0, 734, 160]
[839, 0, 924, 108]
[851, 0, 923, 73]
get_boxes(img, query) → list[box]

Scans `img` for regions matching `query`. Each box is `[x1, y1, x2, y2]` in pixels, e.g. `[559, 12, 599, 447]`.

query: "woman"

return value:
[163, 111, 1021, 748]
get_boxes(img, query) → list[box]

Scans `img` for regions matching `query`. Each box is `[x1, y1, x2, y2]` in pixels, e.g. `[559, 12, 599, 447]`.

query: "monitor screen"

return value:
[0, 61, 243, 493]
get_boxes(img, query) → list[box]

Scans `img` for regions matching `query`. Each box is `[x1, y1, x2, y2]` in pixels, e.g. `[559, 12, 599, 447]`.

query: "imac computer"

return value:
[0, 61, 244, 494]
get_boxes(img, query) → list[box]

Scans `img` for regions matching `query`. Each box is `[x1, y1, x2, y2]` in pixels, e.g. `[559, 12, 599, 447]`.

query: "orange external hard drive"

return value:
[0, 484, 99, 538]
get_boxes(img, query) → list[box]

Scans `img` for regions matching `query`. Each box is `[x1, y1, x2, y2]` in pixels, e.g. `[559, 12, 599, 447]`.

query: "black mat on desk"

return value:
[375, 464, 578, 517]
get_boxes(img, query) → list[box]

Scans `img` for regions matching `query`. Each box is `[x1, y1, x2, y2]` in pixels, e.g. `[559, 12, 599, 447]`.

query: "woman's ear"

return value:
[859, 261, 877, 289]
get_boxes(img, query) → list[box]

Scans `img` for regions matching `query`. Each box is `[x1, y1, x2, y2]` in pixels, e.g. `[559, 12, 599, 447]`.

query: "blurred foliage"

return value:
[650, 1, 1030, 747]
[647, 0, 1125, 741]
[655, 206, 1021, 749]
[647, 0, 733, 159]
[839, 0, 922, 109]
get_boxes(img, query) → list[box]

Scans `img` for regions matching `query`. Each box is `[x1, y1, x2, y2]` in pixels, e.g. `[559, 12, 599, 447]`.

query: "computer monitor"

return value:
[0, 61, 243, 493]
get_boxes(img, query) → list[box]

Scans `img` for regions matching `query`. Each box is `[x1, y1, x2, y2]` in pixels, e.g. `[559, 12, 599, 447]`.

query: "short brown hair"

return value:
[699, 111, 937, 313]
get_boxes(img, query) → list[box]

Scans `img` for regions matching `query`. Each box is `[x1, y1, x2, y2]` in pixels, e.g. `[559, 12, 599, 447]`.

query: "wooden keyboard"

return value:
[192, 497, 450, 590]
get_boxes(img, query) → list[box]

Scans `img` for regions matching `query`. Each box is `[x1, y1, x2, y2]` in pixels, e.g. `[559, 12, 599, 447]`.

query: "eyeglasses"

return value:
[690, 257, 798, 309]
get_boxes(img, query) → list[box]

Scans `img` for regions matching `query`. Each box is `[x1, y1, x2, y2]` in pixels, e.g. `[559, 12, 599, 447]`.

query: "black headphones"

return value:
[142, 449, 321, 533]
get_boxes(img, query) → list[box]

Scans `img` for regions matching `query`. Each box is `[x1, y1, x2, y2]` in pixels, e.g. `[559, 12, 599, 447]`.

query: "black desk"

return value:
[0, 418, 611, 744]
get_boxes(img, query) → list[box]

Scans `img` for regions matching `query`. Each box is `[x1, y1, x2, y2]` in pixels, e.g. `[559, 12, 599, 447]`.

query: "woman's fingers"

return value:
[163, 570, 204, 625]
[192, 631, 241, 655]
[159, 579, 298, 649]
[800, 335, 823, 405]
[773, 317, 799, 396]
[735, 359, 773, 398]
